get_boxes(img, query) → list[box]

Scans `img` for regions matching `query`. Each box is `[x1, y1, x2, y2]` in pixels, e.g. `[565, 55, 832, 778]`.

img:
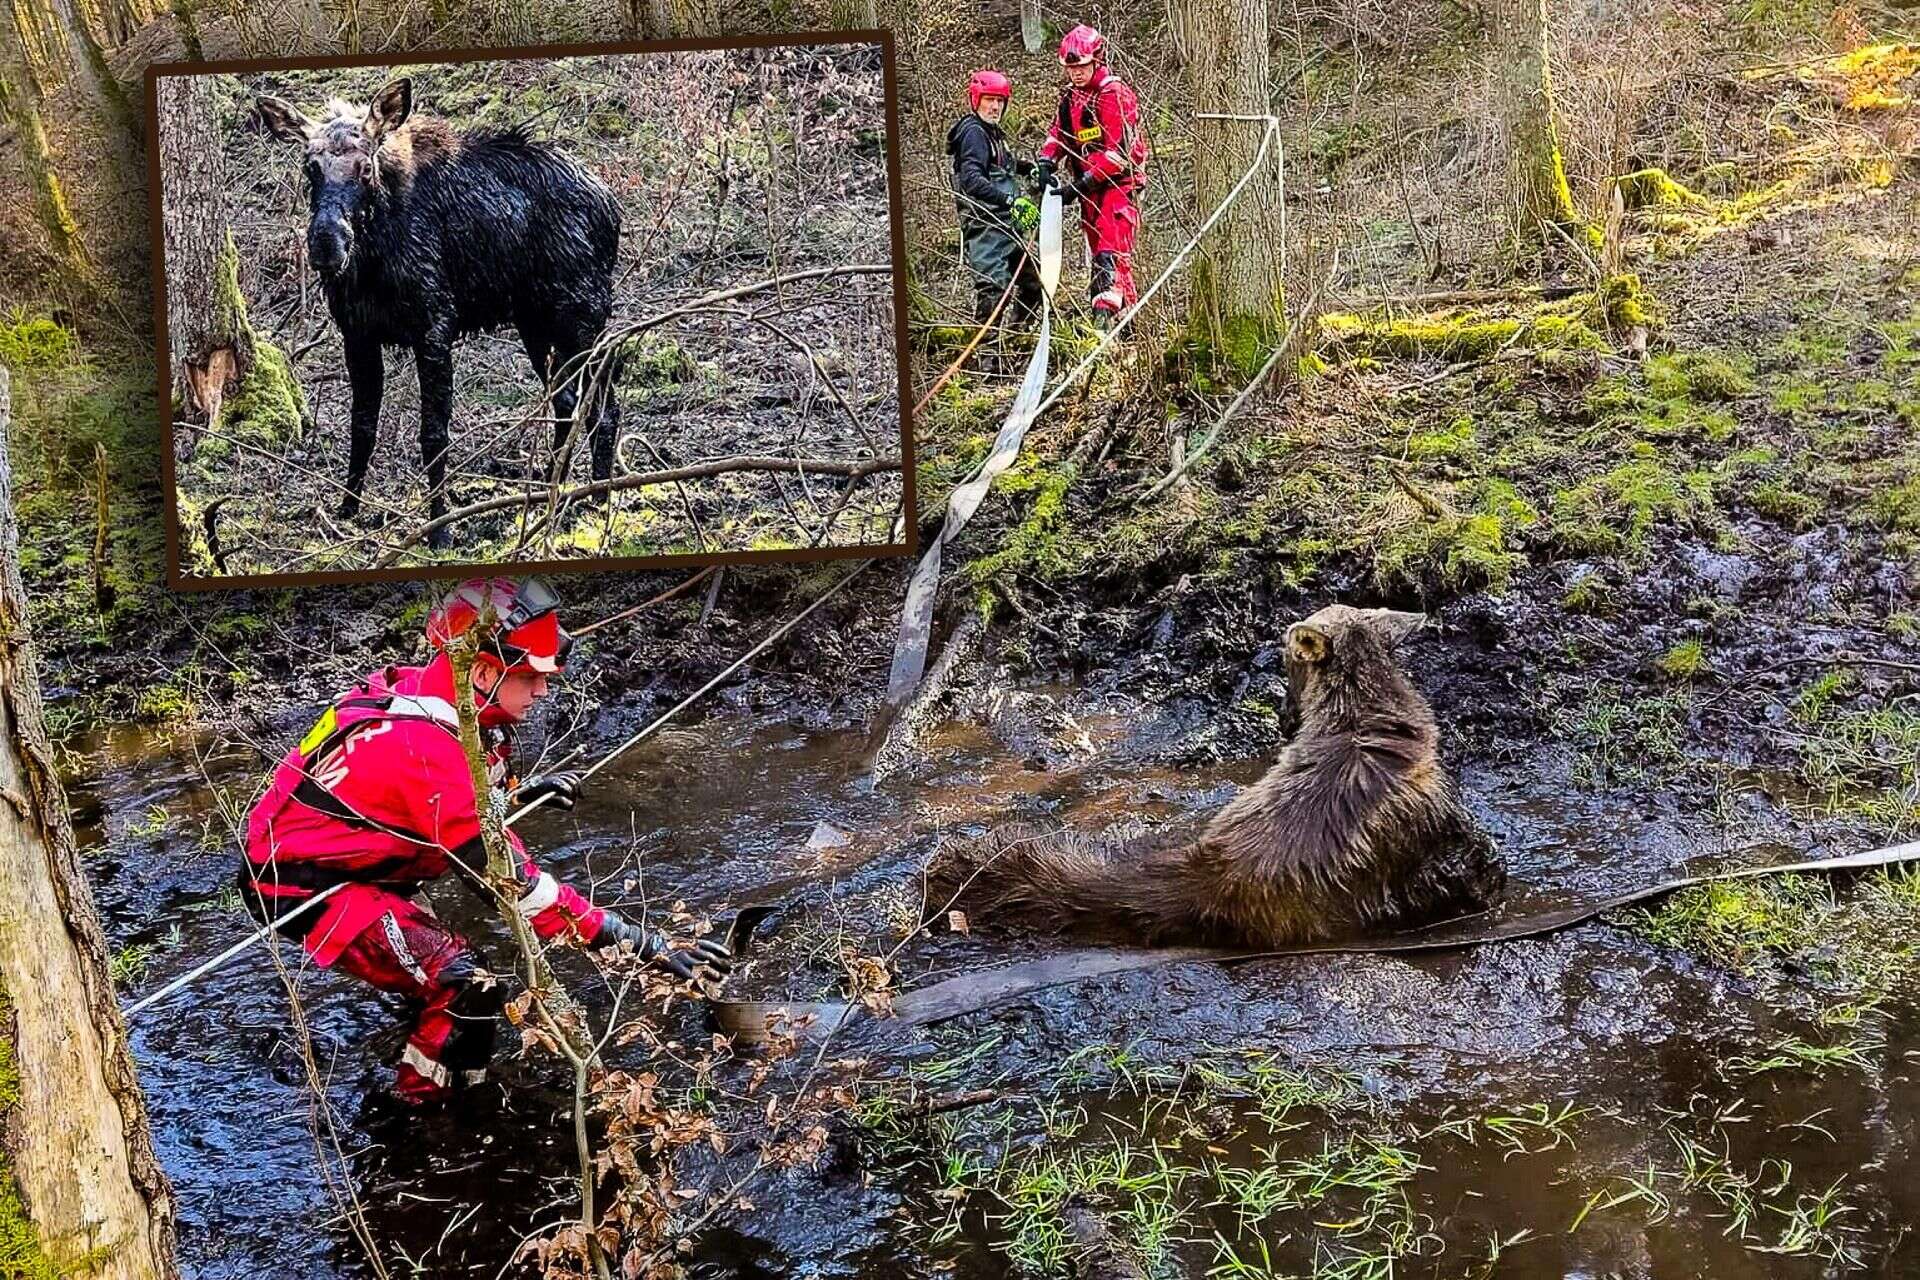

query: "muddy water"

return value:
[62, 702, 1920, 1278]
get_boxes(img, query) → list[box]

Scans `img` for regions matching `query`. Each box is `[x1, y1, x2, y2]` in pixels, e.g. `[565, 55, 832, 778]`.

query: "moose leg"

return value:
[340, 335, 384, 518]
[518, 330, 578, 484]
[415, 337, 456, 551]
[589, 364, 620, 487]
[551, 332, 613, 497]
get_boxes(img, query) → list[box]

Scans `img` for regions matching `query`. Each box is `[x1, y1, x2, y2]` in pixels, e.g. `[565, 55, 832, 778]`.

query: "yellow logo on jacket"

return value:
[298, 706, 339, 757]
[1074, 123, 1103, 144]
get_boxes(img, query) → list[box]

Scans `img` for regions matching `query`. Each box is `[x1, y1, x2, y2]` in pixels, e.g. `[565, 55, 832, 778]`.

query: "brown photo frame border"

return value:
[146, 28, 918, 592]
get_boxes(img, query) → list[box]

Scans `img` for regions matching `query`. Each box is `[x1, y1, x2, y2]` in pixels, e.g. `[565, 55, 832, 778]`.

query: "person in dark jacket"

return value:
[946, 69, 1043, 326]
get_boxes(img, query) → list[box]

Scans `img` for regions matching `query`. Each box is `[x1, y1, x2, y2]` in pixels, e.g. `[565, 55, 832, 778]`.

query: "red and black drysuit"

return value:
[1037, 66, 1148, 317]
[240, 653, 609, 1104]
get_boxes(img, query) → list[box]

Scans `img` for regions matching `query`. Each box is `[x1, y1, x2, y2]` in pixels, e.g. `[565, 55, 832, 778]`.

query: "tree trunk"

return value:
[156, 73, 252, 440]
[1185, 0, 1286, 375]
[0, 11, 97, 295]
[1492, 0, 1587, 241]
[1165, 1, 1189, 64]
[0, 369, 179, 1280]
[1021, 0, 1042, 53]
[828, 0, 874, 27]
[659, 0, 714, 35]
[46, 0, 143, 147]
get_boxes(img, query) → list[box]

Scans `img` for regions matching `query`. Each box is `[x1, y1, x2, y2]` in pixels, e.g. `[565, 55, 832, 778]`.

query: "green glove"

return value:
[1009, 195, 1039, 234]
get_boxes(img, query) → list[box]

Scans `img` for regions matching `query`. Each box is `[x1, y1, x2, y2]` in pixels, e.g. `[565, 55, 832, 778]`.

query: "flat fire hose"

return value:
[882, 192, 1066, 712]
[710, 840, 1920, 1045]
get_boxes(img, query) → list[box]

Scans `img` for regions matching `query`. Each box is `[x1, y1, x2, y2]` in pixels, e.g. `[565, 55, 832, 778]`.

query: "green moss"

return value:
[1658, 638, 1708, 680]
[1594, 273, 1660, 332]
[1320, 308, 1606, 362]
[1297, 350, 1331, 380]
[1887, 611, 1920, 641]
[1693, 161, 1742, 196]
[1551, 453, 1702, 556]
[1645, 351, 1754, 401]
[217, 339, 304, 449]
[1407, 414, 1476, 461]
[0, 311, 78, 371]
[1613, 167, 1712, 210]
[965, 460, 1080, 593]
[618, 333, 698, 396]
[1629, 876, 1834, 975]
[1375, 477, 1536, 593]
[1747, 478, 1819, 527]
[1563, 572, 1610, 614]
[1868, 472, 1920, 533]
[134, 680, 196, 724]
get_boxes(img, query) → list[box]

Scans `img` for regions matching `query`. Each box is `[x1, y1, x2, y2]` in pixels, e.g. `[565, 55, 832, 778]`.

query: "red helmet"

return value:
[1059, 24, 1105, 66]
[426, 577, 571, 676]
[968, 69, 1012, 112]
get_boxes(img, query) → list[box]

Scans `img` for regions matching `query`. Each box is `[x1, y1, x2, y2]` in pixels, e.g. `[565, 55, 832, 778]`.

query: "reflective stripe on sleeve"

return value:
[515, 870, 562, 918]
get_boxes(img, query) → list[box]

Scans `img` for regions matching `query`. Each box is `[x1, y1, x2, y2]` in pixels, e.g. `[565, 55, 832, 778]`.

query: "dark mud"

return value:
[72, 629, 1919, 1277]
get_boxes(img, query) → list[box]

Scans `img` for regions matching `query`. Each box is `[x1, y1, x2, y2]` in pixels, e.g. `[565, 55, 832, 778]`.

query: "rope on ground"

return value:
[1133, 252, 1333, 505]
[573, 566, 717, 636]
[505, 559, 875, 824]
[911, 246, 1033, 418]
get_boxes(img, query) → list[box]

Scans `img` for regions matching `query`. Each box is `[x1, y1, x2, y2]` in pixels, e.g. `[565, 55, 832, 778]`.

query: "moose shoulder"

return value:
[256, 77, 622, 548]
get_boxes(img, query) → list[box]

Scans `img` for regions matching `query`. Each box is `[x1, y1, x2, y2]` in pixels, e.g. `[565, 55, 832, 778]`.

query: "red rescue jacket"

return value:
[1038, 68, 1147, 192]
[243, 654, 604, 964]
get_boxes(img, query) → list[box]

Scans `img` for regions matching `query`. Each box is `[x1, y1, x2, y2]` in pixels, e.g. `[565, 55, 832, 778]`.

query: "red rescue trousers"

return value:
[1080, 185, 1140, 314]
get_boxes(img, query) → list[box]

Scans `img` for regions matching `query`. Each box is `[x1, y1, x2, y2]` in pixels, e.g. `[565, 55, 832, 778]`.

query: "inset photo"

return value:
[148, 35, 910, 587]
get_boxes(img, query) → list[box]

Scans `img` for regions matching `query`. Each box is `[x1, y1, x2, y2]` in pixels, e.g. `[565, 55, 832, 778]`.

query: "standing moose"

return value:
[257, 77, 623, 548]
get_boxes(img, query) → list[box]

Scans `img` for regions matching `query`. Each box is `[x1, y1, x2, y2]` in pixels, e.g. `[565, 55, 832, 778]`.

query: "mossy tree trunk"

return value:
[0, 370, 179, 1280]
[653, 0, 713, 35]
[44, 0, 143, 147]
[156, 74, 253, 443]
[0, 12, 97, 296]
[1184, 0, 1286, 375]
[1492, 0, 1591, 245]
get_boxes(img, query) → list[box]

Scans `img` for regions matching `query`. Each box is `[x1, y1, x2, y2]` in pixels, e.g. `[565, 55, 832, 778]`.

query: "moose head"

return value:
[257, 78, 414, 276]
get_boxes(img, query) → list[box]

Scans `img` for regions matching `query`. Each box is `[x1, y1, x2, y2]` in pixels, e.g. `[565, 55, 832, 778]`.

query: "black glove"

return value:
[594, 910, 735, 981]
[513, 769, 583, 812]
[1033, 158, 1056, 195]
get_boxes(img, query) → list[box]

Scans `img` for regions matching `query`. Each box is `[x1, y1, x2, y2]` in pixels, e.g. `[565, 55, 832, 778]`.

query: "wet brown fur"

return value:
[930, 606, 1507, 947]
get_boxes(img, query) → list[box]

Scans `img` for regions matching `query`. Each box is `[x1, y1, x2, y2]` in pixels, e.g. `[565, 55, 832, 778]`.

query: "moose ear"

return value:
[256, 95, 314, 143]
[1365, 609, 1429, 642]
[1286, 623, 1330, 665]
[369, 77, 412, 138]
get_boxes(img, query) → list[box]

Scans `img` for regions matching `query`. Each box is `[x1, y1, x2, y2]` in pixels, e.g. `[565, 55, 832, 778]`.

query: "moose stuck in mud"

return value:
[936, 605, 1510, 948]
[255, 77, 624, 546]
[153, 44, 906, 580]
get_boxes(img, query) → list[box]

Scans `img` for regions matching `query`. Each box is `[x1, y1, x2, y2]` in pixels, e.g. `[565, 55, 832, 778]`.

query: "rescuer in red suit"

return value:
[1035, 24, 1148, 328]
[240, 578, 731, 1106]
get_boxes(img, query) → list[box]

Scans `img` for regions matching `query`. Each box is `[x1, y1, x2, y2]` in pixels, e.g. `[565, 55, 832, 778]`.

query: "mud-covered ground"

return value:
[163, 44, 903, 578]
